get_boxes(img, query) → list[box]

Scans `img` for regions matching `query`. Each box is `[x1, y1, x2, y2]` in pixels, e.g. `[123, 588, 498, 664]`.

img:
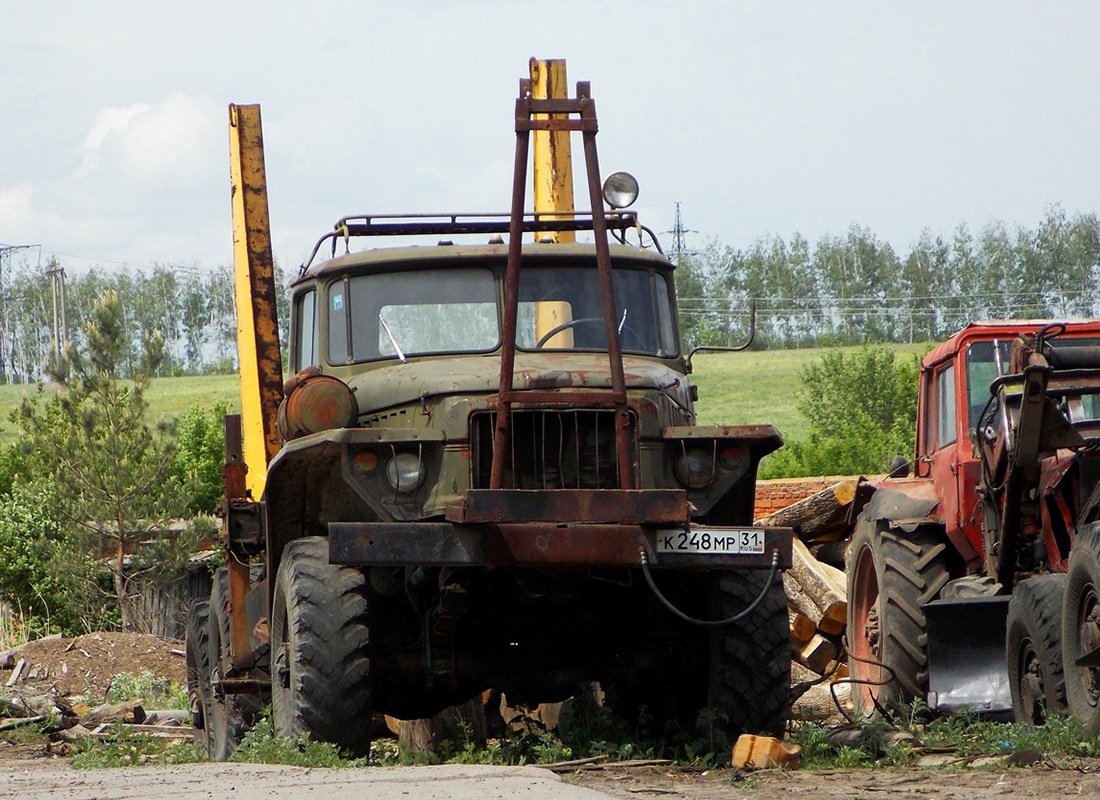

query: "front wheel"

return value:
[846, 521, 949, 718]
[270, 537, 374, 755]
[1007, 574, 1066, 727]
[1063, 525, 1100, 733]
[708, 569, 791, 741]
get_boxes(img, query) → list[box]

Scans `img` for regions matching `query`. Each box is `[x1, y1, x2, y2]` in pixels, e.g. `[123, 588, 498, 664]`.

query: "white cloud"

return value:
[74, 93, 219, 185]
[0, 184, 36, 231]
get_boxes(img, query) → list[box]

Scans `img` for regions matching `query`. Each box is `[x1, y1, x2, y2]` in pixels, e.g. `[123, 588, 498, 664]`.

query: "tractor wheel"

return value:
[708, 569, 791, 742]
[1007, 574, 1067, 727]
[1063, 524, 1100, 733]
[270, 537, 373, 756]
[846, 520, 950, 718]
[185, 600, 213, 753]
[207, 568, 264, 760]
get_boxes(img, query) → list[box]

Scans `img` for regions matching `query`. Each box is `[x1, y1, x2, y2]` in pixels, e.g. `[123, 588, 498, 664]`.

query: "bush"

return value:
[172, 402, 228, 516]
[0, 482, 97, 636]
[761, 346, 922, 478]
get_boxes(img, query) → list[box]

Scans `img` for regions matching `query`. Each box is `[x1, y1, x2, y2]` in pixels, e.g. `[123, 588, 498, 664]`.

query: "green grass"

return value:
[691, 342, 933, 442]
[0, 375, 241, 444]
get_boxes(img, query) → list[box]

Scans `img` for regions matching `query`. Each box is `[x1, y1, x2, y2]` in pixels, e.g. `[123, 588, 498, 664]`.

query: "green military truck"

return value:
[187, 77, 793, 760]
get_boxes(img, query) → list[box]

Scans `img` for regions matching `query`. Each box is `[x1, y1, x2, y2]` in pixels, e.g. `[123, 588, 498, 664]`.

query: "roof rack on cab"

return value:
[298, 210, 664, 274]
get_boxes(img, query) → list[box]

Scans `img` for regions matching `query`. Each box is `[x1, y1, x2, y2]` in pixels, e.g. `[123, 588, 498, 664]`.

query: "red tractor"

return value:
[846, 320, 1100, 728]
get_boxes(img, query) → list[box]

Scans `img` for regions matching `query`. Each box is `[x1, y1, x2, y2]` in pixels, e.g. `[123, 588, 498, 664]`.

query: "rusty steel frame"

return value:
[446, 488, 690, 525]
[328, 521, 793, 571]
[491, 79, 634, 493]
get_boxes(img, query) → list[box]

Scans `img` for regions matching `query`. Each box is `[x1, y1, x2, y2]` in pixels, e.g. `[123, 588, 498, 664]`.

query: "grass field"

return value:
[0, 375, 242, 444]
[690, 341, 932, 441]
[0, 342, 932, 446]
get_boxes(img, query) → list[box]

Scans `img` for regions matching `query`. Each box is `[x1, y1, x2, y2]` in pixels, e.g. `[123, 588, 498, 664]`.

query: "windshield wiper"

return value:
[379, 316, 408, 363]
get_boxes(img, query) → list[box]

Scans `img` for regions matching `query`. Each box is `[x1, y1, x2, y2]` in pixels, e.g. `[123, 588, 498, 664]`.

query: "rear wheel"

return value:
[208, 568, 264, 760]
[708, 569, 790, 742]
[846, 521, 949, 718]
[1007, 574, 1067, 727]
[1063, 525, 1100, 733]
[271, 537, 373, 755]
[185, 601, 213, 753]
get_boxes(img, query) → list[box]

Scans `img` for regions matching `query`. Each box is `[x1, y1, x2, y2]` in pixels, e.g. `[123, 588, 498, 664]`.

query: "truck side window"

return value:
[293, 289, 317, 371]
[936, 364, 957, 448]
[328, 281, 349, 364]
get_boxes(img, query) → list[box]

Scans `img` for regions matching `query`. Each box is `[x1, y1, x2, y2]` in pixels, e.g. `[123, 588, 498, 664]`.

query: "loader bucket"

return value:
[924, 595, 1013, 719]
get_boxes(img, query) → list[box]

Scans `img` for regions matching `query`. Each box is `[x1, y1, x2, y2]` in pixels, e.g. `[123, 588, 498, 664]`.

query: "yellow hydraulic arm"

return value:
[530, 58, 577, 346]
[530, 57, 575, 243]
[228, 103, 284, 499]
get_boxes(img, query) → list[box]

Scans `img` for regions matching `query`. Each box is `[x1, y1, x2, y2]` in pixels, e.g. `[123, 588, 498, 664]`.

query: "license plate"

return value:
[654, 528, 766, 555]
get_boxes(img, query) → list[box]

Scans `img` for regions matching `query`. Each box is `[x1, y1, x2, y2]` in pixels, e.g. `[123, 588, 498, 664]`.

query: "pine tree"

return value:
[16, 290, 196, 631]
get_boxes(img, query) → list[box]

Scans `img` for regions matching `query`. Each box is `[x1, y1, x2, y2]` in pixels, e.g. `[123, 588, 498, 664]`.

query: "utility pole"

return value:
[669, 202, 696, 267]
[0, 244, 39, 384]
[47, 264, 68, 366]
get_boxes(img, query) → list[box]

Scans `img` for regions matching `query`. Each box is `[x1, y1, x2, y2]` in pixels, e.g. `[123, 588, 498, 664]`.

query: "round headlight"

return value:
[602, 171, 639, 209]
[385, 452, 425, 493]
[280, 368, 357, 440]
[675, 448, 715, 489]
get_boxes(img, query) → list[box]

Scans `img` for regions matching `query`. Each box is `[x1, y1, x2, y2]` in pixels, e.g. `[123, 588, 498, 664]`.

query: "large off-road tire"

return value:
[1063, 525, 1100, 733]
[846, 520, 950, 718]
[1007, 574, 1067, 727]
[708, 569, 791, 741]
[185, 600, 213, 752]
[270, 537, 373, 756]
[207, 568, 264, 761]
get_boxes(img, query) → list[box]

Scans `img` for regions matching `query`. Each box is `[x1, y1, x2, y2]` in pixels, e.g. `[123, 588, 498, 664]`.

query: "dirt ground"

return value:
[565, 761, 1100, 799]
[5, 632, 187, 700]
[4, 633, 1100, 797]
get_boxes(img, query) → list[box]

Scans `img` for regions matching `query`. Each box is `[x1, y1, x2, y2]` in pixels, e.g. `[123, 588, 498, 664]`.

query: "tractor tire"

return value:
[270, 537, 373, 756]
[1007, 574, 1067, 727]
[846, 520, 950, 718]
[1063, 524, 1100, 733]
[208, 568, 264, 760]
[708, 569, 791, 741]
[185, 600, 213, 753]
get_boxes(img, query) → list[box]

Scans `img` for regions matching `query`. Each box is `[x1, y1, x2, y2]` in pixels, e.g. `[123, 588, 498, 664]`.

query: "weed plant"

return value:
[105, 671, 189, 711]
[71, 723, 204, 768]
[791, 703, 1100, 770]
[0, 604, 29, 651]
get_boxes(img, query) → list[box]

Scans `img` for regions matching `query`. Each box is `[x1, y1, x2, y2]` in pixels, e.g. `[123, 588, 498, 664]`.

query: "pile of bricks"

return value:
[753, 475, 863, 519]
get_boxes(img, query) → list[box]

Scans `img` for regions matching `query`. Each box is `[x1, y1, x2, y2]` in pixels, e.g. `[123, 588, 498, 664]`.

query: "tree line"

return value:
[3, 206, 1095, 382]
[676, 206, 1100, 351]
[0, 260, 291, 383]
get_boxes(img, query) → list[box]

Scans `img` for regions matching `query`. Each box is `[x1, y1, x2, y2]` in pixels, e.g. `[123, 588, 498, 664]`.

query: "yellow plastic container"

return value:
[731, 734, 803, 770]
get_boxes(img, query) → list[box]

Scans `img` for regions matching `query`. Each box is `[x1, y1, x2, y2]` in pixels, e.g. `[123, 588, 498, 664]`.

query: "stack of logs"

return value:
[755, 478, 876, 676]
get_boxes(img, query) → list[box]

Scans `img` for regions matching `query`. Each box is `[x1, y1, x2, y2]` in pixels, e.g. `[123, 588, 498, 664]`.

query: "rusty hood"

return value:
[347, 354, 691, 417]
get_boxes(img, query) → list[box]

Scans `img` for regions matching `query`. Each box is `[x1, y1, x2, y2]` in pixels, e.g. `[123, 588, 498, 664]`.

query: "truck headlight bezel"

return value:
[385, 451, 425, 493]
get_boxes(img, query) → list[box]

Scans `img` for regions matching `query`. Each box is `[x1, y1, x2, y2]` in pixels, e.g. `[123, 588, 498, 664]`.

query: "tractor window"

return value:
[936, 363, 957, 448]
[293, 289, 317, 371]
[965, 340, 1010, 432]
[516, 265, 677, 356]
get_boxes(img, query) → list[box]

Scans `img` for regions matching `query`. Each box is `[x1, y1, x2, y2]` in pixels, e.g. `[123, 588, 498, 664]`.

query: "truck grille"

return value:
[471, 409, 636, 489]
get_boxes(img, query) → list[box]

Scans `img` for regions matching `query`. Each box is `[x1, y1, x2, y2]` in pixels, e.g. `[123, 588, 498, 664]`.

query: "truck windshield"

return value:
[517, 265, 677, 356]
[327, 261, 678, 363]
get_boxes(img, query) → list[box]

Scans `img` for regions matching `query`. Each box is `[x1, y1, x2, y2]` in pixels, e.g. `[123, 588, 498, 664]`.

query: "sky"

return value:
[2, 2, 1098, 277]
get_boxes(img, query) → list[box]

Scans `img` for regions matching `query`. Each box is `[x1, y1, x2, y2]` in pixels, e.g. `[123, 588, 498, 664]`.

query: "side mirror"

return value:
[888, 456, 911, 478]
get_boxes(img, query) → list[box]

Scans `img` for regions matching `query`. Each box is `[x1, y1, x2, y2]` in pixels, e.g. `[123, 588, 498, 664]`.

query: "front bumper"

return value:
[328, 520, 793, 570]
